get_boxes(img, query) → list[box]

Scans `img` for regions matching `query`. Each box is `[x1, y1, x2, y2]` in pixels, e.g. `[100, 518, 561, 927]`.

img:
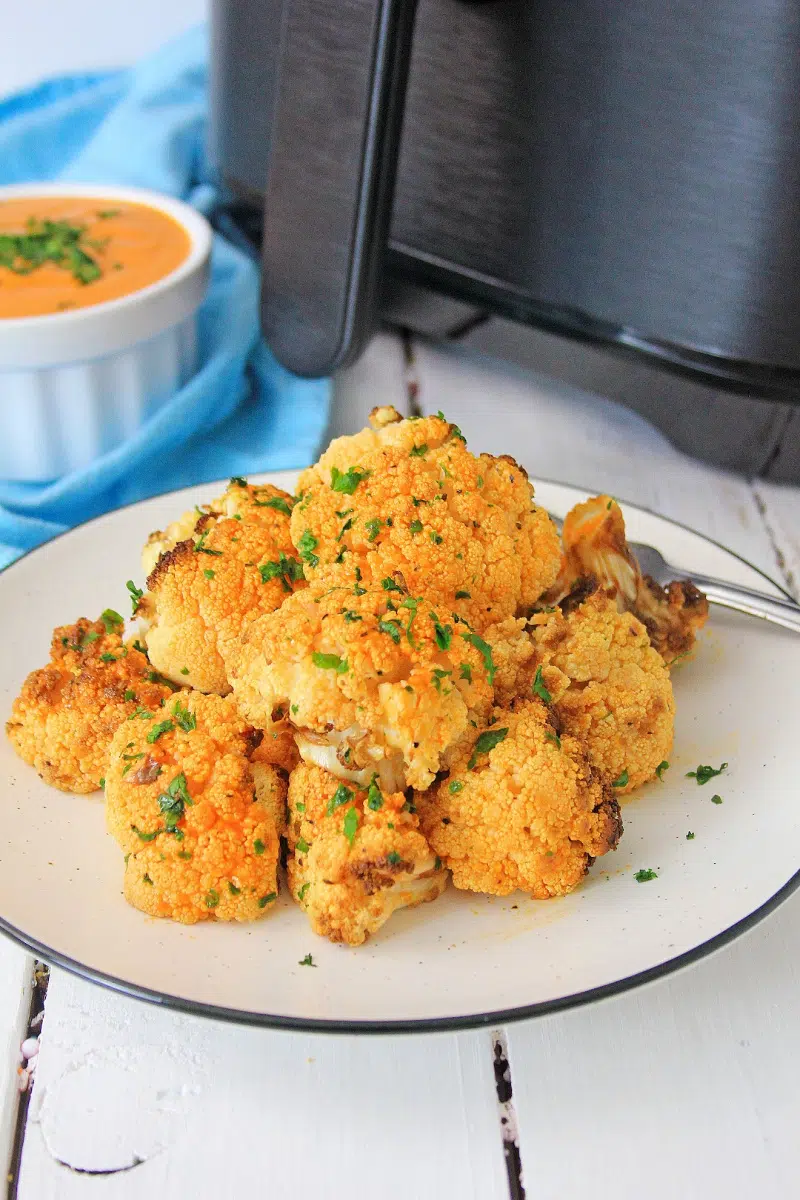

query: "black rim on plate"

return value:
[0, 474, 796, 1033]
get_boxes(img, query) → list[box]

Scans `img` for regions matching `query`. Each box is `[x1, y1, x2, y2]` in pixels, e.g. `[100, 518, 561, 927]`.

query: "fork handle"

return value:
[687, 574, 800, 633]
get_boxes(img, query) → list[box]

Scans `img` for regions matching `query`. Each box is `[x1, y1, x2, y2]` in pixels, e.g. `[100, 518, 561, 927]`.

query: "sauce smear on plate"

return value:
[0, 197, 191, 318]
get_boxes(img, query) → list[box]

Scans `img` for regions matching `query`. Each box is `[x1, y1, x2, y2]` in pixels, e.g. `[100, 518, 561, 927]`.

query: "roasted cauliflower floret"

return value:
[287, 762, 447, 945]
[418, 698, 622, 898]
[6, 612, 174, 793]
[106, 691, 281, 924]
[530, 586, 675, 794]
[291, 406, 562, 628]
[138, 478, 305, 694]
[228, 578, 523, 792]
[554, 494, 709, 663]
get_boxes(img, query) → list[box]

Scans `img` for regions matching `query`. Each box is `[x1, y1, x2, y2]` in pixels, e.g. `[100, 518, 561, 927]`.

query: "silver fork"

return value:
[628, 540, 800, 633]
[548, 514, 800, 633]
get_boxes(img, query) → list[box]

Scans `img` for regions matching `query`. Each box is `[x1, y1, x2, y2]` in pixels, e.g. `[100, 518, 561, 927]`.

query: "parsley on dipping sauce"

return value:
[634, 868, 658, 882]
[0, 218, 103, 285]
[468, 727, 508, 770]
[687, 762, 727, 785]
[311, 651, 348, 673]
[331, 465, 370, 494]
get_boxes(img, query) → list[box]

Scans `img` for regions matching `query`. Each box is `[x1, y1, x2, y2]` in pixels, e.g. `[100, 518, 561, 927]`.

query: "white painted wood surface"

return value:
[2, 331, 799, 1199]
[0, 938, 32, 1189]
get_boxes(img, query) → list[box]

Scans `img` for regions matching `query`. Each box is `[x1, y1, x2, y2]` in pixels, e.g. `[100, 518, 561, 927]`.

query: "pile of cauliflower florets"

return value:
[7, 408, 708, 945]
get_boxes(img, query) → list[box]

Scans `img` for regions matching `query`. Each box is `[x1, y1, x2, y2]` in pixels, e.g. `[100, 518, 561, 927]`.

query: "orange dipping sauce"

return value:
[0, 197, 191, 318]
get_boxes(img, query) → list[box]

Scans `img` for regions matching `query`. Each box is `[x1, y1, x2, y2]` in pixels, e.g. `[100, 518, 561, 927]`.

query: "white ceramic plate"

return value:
[0, 475, 797, 1032]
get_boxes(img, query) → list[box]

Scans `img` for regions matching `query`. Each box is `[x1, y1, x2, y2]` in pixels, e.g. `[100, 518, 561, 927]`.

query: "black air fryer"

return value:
[210, 0, 800, 480]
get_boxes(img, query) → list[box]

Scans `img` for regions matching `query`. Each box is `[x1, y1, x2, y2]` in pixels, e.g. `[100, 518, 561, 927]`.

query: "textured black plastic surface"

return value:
[259, 0, 416, 376]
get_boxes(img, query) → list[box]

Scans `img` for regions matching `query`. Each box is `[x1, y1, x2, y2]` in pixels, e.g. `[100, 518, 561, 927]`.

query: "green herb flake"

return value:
[381, 577, 404, 593]
[178, 850, 192, 860]
[298, 883, 310, 901]
[203, 568, 215, 580]
[100, 608, 124, 633]
[255, 494, 293, 517]
[611, 769, 629, 788]
[172, 700, 196, 732]
[327, 783, 354, 815]
[296, 837, 310, 854]
[230, 476, 247, 487]
[367, 775, 383, 811]
[129, 705, 154, 721]
[459, 663, 473, 683]
[378, 618, 402, 644]
[655, 760, 670, 780]
[311, 651, 348, 673]
[260, 552, 304, 592]
[228, 881, 242, 896]
[364, 518, 382, 542]
[410, 444, 428, 457]
[634, 868, 658, 883]
[711, 793, 723, 805]
[291, 704, 299, 714]
[298, 530, 319, 567]
[254, 839, 266, 856]
[299, 953, 316, 967]
[531, 665, 552, 704]
[342, 806, 359, 846]
[461, 631, 497, 685]
[100, 652, 117, 663]
[131, 825, 160, 842]
[545, 730, 562, 750]
[468, 727, 509, 770]
[205, 889, 220, 909]
[409, 519, 423, 535]
[430, 613, 452, 651]
[258, 892, 277, 908]
[342, 610, 362, 623]
[686, 831, 695, 839]
[386, 850, 402, 866]
[331, 465, 370, 494]
[146, 719, 174, 744]
[142, 874, 153, 886]
[455, 590, 471, 599]
[686, 762, 728, 785]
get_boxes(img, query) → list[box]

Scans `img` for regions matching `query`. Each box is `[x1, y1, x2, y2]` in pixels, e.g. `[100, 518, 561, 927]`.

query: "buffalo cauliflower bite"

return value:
[552, 495, 709, 663]
[6, 612, 174, 793]
[287, 762, 447, 945]
[291, 406, 562, 628]
[418, 698, 622, 898]
[530, 586, 675, 794]
[138, 478, 305, 694]
[106, 691, 281, 924]
[228, 578, 523, 792]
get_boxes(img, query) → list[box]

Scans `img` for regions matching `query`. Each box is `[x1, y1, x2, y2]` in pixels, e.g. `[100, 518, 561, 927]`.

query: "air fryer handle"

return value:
[260, 0, 417, 377]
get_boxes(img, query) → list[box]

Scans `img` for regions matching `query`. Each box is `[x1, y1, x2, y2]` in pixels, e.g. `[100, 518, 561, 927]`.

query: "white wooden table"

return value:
[2, 330, 799, 1199]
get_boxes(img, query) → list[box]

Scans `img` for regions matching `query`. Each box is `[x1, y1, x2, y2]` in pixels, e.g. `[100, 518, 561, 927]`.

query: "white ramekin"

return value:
[0, 182, 212, 482]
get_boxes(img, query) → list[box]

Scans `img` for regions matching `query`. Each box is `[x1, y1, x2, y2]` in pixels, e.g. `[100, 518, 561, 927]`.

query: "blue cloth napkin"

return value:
[0, 26, 330, 567]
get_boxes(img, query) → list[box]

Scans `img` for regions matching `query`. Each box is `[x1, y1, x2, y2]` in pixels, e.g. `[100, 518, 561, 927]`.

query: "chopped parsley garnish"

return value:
[429, 532, 443, 546]
[254, 839, 266, 856]
[146, 719, 174, 743]
[311, 651, 348, 673]
[203, 568, 215, 579]
[364, 518, 382, 542]
[129, 705, 154, 720]
[461, 631, 497, 685]
[711, 793, 723, 805]
[449, 780, 464, 793]
[342, 806, 359, 846]
[230, 476, 247, 487]
[331, 465, 370, 494]
[634, 868, 658, 882]
[409, 519, 423, 535]
[296, 838, 310, 854]
[531, 665, 552, 703]
[430, 613, 452, 650]
[327, 783, 354, 815]
[295, 802, 306, 813]
[291, 704, 299, 714]
[142, 874, 153, 885]
[298, 883, 310, 901]
[342, 610, 362, 622]
[157, 772, 192, 832]
[400, 595, 421, 646]
[255, 494, 294, 516]
[367, 776, 383, 811]
[545, 730, 561, 750]
[459, 663, 473, 683]
[131, 825, 160, 842]
[100, 608, 124, 633]
[655, 760, 670, 780]
[611, 769, 629, 788]
[409, 444, 428, 457]
[381, 577, 404, 593]
[132, 639, 147, 653]
[100, 652, 117, 663]
[228, 881, 241, 895]
[686, 831, 695, 839]
[172, 700, 196, 732]
[177, 850, 192, 860]
[468, 727, 508, 769]
[386, 850, 402, 866]
[260, 552, 304, 592]
[97, 209, 121, 219]
[378, 618, 402, 644]
[297, 530, 319, 567]
[686, 762, 727, 785]
[455, 590, 471, 599]
[205, 890, 220, 909]
[0, 218, 103, 285]
[299, 953, 316, 967]
[194, 529, 222, 556]
[258, 892, 277, 908]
